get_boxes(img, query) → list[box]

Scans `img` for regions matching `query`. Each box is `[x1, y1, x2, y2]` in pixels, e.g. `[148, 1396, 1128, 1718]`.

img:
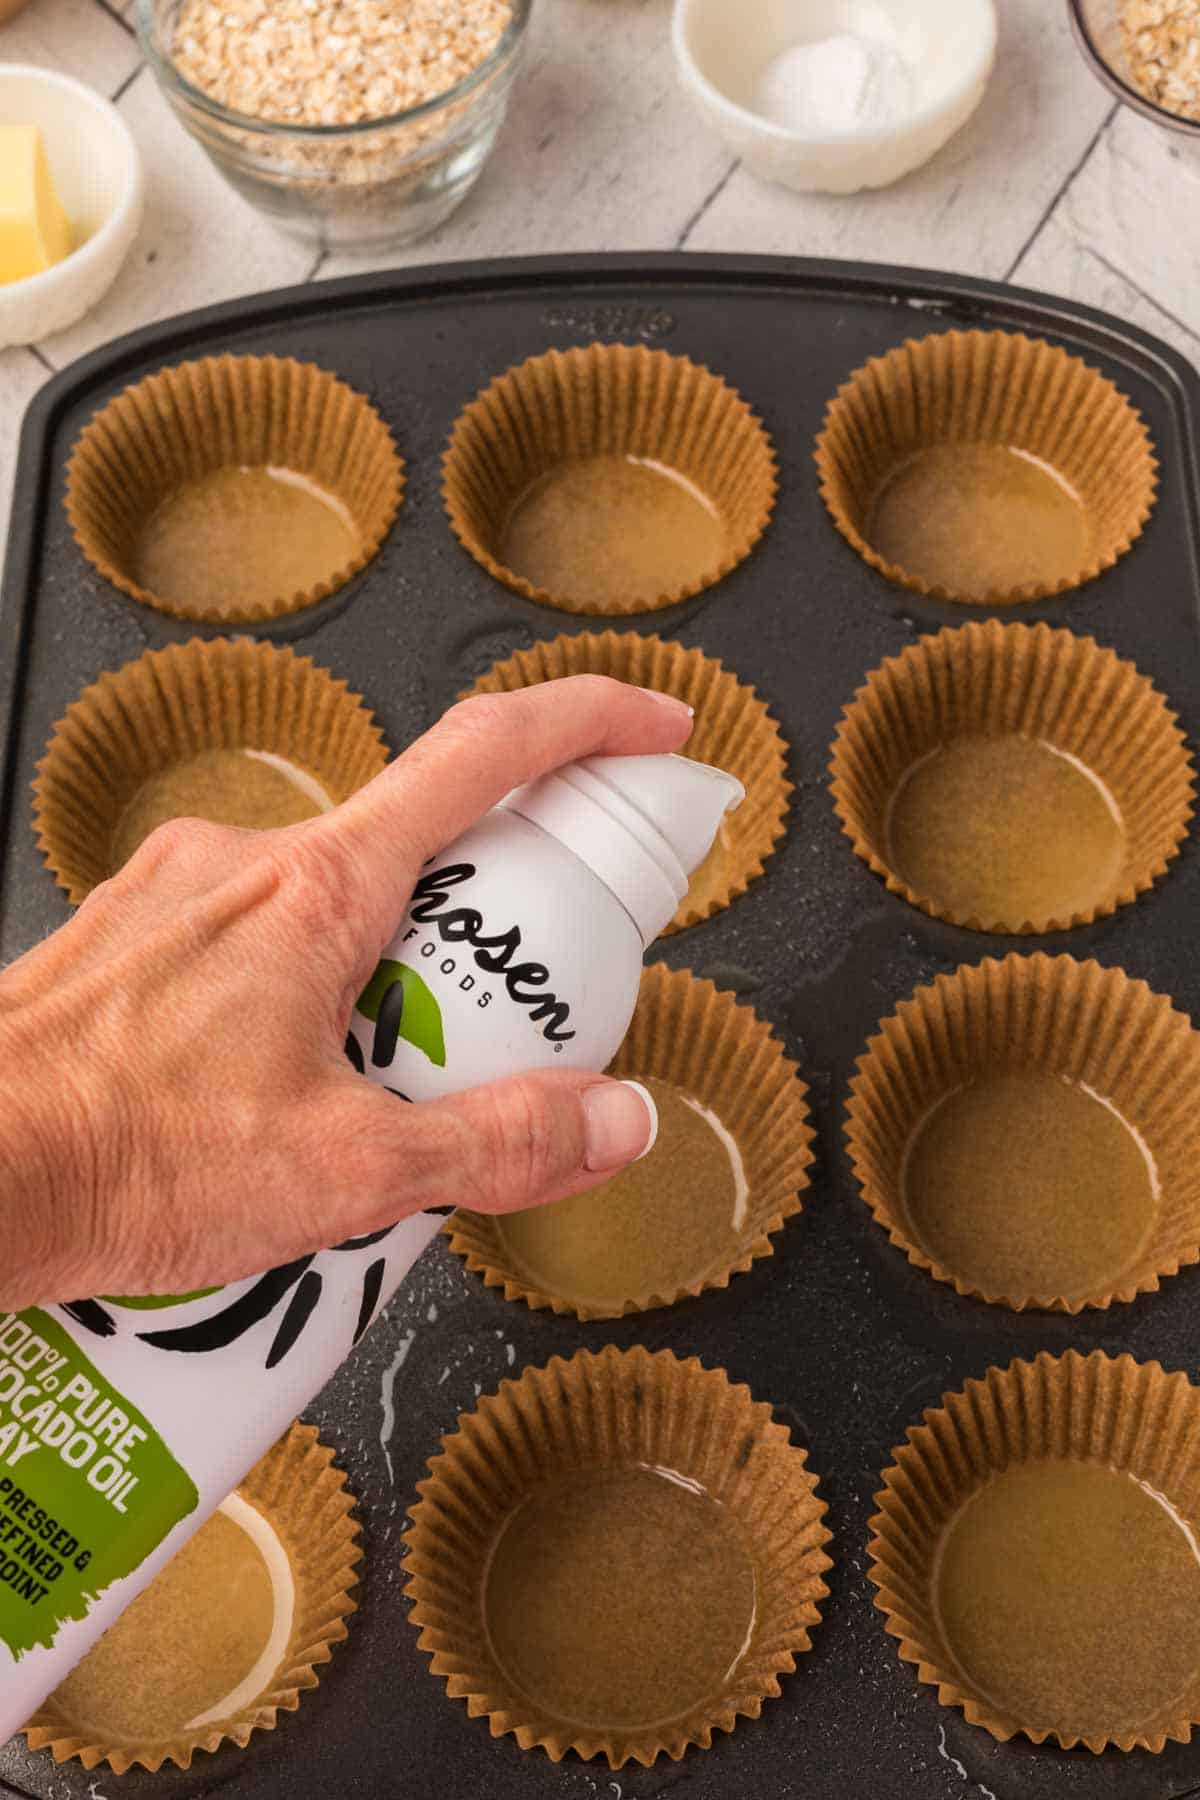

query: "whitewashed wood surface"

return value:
[2, 0, 1199, 549]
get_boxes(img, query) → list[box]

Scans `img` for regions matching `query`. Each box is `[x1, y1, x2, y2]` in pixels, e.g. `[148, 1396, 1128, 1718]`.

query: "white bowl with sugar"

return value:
[672, 0, 997, 194]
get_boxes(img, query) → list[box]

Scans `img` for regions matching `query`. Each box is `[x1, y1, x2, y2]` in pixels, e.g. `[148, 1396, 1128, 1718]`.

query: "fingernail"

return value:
[638, 685, 694, 720]
[583, 1079, 659, 1172]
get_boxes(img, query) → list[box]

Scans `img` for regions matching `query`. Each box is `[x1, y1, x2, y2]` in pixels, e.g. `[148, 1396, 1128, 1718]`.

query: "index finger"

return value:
[310, 673, 693, 883]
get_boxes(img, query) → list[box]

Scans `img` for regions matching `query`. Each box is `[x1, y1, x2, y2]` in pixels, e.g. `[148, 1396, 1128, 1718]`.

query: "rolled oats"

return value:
[1121, 0, 1200, 121]
[172, 0, 513, 127]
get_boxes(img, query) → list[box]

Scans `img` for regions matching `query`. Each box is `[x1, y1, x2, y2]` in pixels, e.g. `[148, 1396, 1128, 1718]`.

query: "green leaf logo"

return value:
[357, 961, 447, 1068]
[101, 1288, 223, 1310]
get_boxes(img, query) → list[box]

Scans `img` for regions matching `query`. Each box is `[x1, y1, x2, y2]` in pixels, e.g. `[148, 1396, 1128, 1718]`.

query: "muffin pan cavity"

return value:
[24, 1424, 361, 1773]
[448, 962, 813, 1317]
[442, 343, 776, 614]
[816, 328, 1157, 604]
[871, 1353, 1200, 1752]
[406, 1346, 831, 1767]
[34, 638, 388, 904]
[847, 954, 1200, 1311]
[66, 355, 403, 624]
[830, 619, 1193, 933]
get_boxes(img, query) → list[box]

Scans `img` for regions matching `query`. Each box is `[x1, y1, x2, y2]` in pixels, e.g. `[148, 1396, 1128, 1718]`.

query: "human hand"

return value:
[0, 677, 691, 1309]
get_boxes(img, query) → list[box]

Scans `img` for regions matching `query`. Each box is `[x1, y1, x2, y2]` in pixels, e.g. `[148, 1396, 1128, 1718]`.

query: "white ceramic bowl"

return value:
[0, 65, 143, 348]
[672, 0, 997, 195]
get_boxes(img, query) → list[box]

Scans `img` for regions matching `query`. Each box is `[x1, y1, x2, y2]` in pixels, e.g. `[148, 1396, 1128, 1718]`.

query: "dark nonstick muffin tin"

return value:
[2, 253, 1199, 1800]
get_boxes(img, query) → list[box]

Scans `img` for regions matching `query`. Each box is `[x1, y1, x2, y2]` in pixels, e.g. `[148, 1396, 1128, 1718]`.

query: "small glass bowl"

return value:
[1069, 0, 1200, 137]
[136, 0, 531, 252]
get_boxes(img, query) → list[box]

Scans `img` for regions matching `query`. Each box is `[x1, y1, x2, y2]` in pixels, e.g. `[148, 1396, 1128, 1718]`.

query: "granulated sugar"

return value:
[752, 31, 912, 134]
[172, 0, 512, 127]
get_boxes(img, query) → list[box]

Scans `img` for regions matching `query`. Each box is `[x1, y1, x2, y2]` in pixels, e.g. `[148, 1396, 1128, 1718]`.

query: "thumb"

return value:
[317, 1070, 658, 1234]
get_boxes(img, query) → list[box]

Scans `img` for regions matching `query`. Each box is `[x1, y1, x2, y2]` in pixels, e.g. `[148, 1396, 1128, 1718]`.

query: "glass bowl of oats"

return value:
[1070, 0, 1200, 135]
[136, 0, 530, 250]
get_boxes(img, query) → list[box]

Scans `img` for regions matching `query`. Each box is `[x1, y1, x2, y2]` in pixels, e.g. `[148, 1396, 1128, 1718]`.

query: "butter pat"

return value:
[0, 125, 72, 284]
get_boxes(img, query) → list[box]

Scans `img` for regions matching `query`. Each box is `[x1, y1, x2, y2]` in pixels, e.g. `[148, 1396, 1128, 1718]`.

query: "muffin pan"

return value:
[2, 254, 1200, 1800]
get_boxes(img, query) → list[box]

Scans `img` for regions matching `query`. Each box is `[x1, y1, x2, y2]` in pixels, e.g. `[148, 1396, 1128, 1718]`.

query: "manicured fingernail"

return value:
[583, 1079, 659, 1172]
[638, 685, 694, 720]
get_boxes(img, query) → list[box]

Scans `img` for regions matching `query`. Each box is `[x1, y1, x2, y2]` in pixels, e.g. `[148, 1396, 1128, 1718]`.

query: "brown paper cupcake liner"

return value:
[846, 954, 1200, 1311]
[406, 1344, 831, 1767]
[25, 1422, 362, 1773]
[869, 1351, 1200, 1752]
[815, 329, 1157, 605]
[66, 354, 404, 624]
[829, 619, 1194, 933]
[447, 962, 813, 1318]
[463, 629, 790, 932]
[442, 343, 777, 615]
[34, 637, 389, 904]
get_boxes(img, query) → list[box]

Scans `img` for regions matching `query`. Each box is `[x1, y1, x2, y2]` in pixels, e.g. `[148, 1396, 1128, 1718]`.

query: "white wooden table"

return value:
[2, 0, 1198, 550]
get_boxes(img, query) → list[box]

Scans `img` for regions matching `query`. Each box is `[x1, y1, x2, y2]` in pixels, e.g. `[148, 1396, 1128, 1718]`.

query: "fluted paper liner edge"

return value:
[846, 954, 1200, 1312]
[441, 343, 777, 615]
[814, 329, 1157, 605]
[829, 619, 1194, 933]
[447, 963, 814, 1318]
[34, 637, 389, 904]
[24, 1422, 362, 1773]
[869, 1350, 1200, 1752]
[406, 1344, 832, 1767]
[66, 354, 404, 624]
[464, 629, 791, 932]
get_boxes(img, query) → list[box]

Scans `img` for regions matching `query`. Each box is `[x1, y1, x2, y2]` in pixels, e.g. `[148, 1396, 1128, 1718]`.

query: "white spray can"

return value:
[0, 751, 743, 1733]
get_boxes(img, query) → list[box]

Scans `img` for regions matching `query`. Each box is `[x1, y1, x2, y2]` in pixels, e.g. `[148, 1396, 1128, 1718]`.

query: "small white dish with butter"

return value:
[672, 0, 996, 194]
[0, 65, 142, 348]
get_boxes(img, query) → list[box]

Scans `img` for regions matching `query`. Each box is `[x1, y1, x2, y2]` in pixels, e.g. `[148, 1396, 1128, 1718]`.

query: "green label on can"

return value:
[100, 1289, 223, 1310]
[0, 1309, 198, 1660]
[357, 961, 447, 1067]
